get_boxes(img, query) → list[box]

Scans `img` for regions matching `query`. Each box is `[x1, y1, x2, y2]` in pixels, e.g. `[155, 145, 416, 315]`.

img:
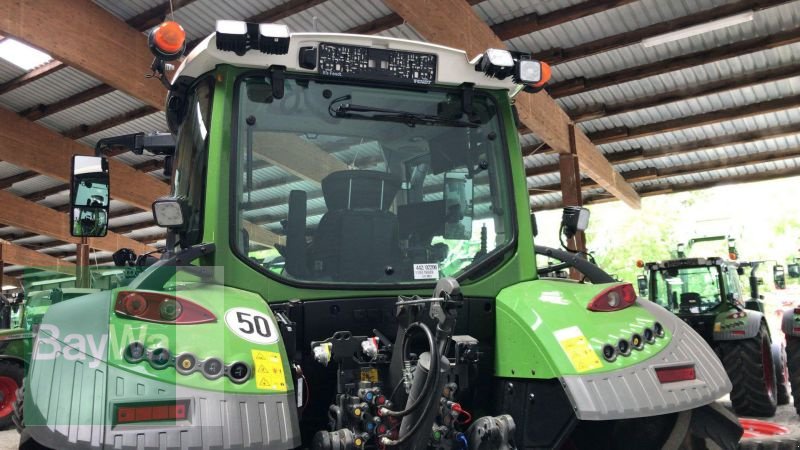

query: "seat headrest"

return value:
[321, 170, 401, 211]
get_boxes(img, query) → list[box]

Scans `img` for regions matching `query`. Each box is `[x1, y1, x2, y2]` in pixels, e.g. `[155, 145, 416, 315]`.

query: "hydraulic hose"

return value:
[381, 322, 439, 418]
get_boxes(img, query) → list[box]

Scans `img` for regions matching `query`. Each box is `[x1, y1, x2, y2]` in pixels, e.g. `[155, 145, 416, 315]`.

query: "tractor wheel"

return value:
[772, 342, 790, 406]
[719, 323, 778, 417]
[0, 360, 23, 430]
[787, 337, 800, 416]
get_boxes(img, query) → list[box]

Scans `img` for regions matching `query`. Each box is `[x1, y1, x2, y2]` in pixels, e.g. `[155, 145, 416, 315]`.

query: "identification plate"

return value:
[413, 263, 439, 280]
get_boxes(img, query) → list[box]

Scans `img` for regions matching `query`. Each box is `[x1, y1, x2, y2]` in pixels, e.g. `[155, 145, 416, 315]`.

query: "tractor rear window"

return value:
[231, 75, 514, 285]
[653, 266, 723, 313]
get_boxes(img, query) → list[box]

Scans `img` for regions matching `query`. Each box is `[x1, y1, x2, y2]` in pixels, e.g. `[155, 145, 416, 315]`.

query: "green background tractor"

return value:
[644, 236, 790, 418]
[15, 22, 742, 450]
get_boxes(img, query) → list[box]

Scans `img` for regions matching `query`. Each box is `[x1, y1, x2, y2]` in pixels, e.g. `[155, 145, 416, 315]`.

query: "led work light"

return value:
[215, 20, 290, 55]
[475, 48, 551, 92]
[152, 196, 187, 228]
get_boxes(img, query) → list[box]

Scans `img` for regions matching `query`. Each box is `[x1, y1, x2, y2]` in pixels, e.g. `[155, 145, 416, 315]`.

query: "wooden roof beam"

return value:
[383, 0, 640, 208]
[0, 0, 166, 108]
[0, 240, 75, 274]
[0, 107, 169, 210]
[0, 190, 151, 254]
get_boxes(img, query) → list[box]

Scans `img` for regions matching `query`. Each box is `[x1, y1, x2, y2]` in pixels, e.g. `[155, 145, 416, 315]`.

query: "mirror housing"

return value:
[70, 156, 110, 237]
[636, 275, 648, 297]
[774, 265, 786, 289]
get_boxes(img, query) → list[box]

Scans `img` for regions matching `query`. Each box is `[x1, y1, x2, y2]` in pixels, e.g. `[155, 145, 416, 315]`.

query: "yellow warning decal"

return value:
[251, 350, 288, 391]
[714, 322, 722, 332]
[554, 326, 603, 373]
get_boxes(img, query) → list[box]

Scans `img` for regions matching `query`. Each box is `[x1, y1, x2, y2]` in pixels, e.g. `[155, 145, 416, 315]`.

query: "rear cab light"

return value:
[115, 291, 216, 324]
[587, 283, 637, 312]
[655, 365, 696, 384]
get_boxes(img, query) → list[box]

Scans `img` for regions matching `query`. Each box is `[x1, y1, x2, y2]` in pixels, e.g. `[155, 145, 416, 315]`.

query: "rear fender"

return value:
[713, 310, 763, 341]
[781, 308, 800, 337]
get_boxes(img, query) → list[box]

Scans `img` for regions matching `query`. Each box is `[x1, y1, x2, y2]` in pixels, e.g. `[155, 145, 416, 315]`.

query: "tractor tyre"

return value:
[0, 360, 23, 430]
[719, 323, 778, 417]
[772, 342, 790, 406]
[787, 337, 800, 416]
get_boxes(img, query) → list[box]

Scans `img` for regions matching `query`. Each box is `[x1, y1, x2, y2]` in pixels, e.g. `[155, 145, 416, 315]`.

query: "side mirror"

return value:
[636, 275, 648, 297]
[442, 172, 473, 240]
[788, 263, 800, 278]
[561, 206, 590, 239]
[736, 267, 745, 276]
[774, 265, 786, 289]
[70, 155, 110, 237]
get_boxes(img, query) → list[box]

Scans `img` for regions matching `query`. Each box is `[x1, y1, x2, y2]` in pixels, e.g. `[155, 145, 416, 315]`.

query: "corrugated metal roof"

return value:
[36, 90, 147, 133]
[92, 0, 165, 22]
[0, 67, 101, 112]
[0, 58, 26, 84]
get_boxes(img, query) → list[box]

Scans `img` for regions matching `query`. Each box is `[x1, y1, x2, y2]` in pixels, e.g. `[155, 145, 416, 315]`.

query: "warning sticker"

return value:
[554, 326, 603, 373]
[251, 350, 288, 391]
[413, 263, 439, 280]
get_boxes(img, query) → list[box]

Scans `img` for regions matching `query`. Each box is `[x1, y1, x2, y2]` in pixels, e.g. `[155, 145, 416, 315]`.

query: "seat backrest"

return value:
[679, 292, 701, 310]
[309, 170, 402, 281]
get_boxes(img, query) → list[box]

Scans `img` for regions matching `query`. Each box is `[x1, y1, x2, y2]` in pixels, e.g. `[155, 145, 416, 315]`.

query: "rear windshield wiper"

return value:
[329, 102, 478, 128]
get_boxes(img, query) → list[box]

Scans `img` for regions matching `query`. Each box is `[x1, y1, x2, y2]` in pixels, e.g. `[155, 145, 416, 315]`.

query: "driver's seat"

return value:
[308, 170, 401, 282]
[679, 292, 702, 312]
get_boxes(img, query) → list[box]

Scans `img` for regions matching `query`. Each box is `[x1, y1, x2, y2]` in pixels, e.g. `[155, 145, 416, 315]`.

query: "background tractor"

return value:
[14, 21, 743, 450]
[643, 236, 790, 418]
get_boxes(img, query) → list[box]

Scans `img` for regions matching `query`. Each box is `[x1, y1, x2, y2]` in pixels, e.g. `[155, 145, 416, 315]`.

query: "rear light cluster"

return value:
[601, 322, 664, 362]
[587, 283, 637, 312]
[116, 400, 189, 425]
[124, 342, 251, 384]
[115, 291, 216, 324]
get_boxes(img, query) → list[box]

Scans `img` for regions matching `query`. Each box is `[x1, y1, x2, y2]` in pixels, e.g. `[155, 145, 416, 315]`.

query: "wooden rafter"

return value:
[382, 0, 640, 208]
[0, 107, 169, 211]
[0, 240, 75, 274]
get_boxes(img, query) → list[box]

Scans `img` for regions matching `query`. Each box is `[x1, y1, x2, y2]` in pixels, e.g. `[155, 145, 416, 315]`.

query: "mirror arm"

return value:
[95, 132, 176, 156]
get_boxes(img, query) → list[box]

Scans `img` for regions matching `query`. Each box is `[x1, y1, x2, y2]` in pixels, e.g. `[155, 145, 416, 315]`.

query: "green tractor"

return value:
[14, 21, 743, 449]
[643, 236, 790, 418]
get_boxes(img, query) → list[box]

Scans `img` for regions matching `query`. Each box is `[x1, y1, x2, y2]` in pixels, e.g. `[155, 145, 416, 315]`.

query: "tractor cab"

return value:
[645, 257, 743, 340]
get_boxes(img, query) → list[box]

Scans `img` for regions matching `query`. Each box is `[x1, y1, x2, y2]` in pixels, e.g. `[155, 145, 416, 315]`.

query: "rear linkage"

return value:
[310, 278, 514, 450]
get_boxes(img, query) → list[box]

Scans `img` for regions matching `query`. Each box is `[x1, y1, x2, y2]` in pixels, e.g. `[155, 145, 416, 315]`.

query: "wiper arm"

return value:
[330, 102, 478, 128]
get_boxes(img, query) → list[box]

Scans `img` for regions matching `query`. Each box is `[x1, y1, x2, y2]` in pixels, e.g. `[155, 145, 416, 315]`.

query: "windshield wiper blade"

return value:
[330, 103, 478, 128]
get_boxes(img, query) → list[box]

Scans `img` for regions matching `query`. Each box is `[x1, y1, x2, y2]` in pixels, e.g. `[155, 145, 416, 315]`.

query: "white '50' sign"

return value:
[224, 307, 279, 345]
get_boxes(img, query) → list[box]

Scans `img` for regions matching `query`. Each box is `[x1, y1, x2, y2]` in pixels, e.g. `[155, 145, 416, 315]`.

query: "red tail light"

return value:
[115, 291, 216, 324]
[587, 283, 637, 312]
[794, 308, 800, 314]
[655, 365, 696, 384]
[116, 400, 189, 424]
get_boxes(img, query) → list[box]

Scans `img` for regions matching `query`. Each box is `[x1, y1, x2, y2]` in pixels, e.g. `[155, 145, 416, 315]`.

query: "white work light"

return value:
[152, 197, 187, 228]
[216, 20, 249, 54]
[477, 48, 515, 80]
[258, 23, 290, 54]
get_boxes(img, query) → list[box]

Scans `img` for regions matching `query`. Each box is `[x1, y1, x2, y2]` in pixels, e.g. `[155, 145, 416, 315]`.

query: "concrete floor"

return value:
[0, 429, 17, 450]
